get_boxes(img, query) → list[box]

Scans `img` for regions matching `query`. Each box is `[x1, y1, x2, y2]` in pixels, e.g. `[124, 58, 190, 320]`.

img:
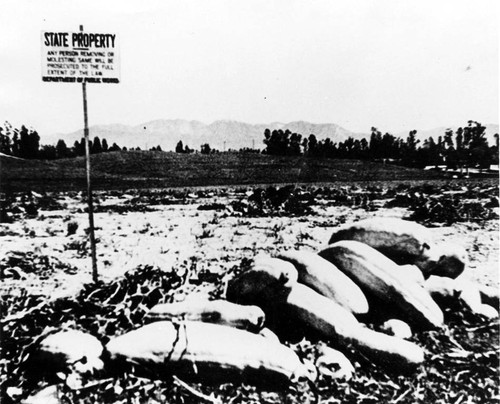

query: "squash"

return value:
[226, 256, 298, 308]
[328, 218, 466, 278]
[277, 250, 369, 315]
[429, 242, 468, 279]
[285, 284, 425, 370]
[227, 269, 425, 370]
[424, 275, 457, 304]
[258, 327, 281, 343]
[106, 321, 313, 386]
[397, 264, 425, 286]
[379, 319, 412, 339]
[319, 240, 444, 329]
[33, 330, 104, 377]
[315, 344, 355, 381]
[475, 304, 499, 319]
[425, 276, 499, 319]
[145, 299, 265, 332]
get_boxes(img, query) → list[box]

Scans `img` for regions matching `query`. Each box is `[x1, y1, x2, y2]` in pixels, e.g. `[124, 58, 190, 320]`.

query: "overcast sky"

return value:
[0, 0, 498, 139]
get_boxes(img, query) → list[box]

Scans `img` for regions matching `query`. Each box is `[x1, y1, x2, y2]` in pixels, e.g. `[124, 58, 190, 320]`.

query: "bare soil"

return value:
[1, 181, 499, 403]
[1, 186, 497, 299]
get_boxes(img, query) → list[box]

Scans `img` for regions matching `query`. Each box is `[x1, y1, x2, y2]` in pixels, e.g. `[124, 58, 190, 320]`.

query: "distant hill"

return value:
[43, 120, 499, 152]
[44, 120, 366, 152]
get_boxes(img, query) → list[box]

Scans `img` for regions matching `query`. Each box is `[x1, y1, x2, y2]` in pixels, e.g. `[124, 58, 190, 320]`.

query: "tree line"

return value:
[175, 140, 220, 155]
[0, 122, 162, 159]
[1, 120, 498, 171]
[262, 121, 499, 170]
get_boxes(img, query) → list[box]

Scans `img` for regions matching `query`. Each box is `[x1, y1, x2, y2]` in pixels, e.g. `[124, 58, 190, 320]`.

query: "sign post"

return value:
[41, 26, 120, 282]
[80, 26, 98, 283]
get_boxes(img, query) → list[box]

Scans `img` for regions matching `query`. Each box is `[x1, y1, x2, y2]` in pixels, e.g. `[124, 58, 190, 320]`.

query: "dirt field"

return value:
[1, 180, 499, 403]
[1, 184, 498, 299]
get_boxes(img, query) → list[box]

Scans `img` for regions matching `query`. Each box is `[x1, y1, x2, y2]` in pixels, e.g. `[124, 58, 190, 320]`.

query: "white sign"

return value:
[41, 31, 120, 83]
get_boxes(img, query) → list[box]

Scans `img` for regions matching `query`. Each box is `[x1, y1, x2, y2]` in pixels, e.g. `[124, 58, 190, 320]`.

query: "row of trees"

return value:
[0, 122, 164, 159]
[263, 122, 499, 169]
[1, 121, 497, 171]
[175, 141, 220, 155]
[0, 123, 41, 159]
[175, 141, 194, 154]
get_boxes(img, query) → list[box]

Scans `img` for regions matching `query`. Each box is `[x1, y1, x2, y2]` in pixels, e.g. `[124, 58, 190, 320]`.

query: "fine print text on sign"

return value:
[41, 31, 120, 83]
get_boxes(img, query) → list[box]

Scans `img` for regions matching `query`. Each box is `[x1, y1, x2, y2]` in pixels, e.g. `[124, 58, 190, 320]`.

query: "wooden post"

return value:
[0, 143, 2, 223]
[81, 24, 98, 282]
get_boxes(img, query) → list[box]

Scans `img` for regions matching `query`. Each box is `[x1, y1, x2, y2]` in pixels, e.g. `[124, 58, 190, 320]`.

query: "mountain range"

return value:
[44, 120, 499, 152]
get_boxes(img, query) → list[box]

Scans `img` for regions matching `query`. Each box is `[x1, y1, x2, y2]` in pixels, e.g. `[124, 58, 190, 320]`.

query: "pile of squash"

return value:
[225, 218, 498, 373]
[105, 218, 498, 386]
